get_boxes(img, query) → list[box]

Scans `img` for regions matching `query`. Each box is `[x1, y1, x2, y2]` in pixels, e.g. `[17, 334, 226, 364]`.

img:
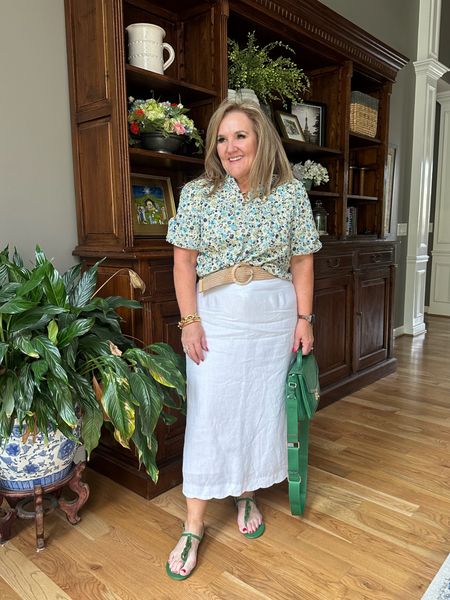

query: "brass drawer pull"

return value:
[371, 254, 384, 263]
[327, 258, 341, 268]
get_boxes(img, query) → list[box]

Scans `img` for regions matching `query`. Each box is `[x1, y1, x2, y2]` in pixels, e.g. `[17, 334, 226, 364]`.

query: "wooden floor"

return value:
[1, 315, 449, 600]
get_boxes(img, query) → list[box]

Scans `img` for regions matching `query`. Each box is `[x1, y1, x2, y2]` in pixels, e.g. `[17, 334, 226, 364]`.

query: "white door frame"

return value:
[429, 90, 450, 316]
[403, 0, 448, 334]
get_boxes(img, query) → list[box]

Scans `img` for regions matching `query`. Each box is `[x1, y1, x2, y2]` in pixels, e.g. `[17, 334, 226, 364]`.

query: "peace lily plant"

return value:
[0, 247, 185, 482]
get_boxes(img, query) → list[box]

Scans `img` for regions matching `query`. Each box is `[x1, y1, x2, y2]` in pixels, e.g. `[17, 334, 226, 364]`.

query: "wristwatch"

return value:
[298, 313, 315, 324]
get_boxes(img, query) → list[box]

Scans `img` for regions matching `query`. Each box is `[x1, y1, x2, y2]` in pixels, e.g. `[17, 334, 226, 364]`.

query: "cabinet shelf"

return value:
[349, 132, 382, 147]
[125, 65, 217, 103]
[308, 191, 340, 198]
[348, 234, 379, 240]
[347, 194, 378, 202]
[282, 138, 341, 157]
[129, 147, 204, 170]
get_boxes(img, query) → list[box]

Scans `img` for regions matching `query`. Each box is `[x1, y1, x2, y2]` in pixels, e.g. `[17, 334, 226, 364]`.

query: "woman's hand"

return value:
[182, 321, 208, 365]
[292, 318, 314, 355]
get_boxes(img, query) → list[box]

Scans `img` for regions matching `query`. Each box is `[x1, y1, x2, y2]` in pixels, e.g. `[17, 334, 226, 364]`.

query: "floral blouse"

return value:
[166, 175, 322, 280]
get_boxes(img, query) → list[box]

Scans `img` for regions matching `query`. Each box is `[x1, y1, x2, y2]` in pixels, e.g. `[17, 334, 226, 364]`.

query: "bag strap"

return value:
[289, 347, 304, 374]
[287, 420, 309, 515]
[286, 352, 311, 516]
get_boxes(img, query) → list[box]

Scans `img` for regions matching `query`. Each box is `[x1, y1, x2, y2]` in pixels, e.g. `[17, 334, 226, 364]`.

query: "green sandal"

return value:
[165, 531, 203, 581]
[235, 496, 266, 539]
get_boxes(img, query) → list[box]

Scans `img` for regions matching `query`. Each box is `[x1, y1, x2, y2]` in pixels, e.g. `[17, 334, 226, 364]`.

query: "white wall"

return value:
[439, 0, 450, 83]
[0, 0, 77, 273]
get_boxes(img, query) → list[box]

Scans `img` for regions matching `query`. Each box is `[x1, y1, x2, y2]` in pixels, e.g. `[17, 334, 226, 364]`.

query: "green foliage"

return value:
[0, 246, 185, 482]
[228, 32, 310, 106]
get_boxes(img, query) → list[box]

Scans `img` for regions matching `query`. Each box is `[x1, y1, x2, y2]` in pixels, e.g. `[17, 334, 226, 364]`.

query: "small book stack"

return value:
[346, 207, 358, 236]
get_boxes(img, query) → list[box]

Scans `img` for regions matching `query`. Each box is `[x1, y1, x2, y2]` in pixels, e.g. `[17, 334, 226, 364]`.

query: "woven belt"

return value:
[198, 263, 276, 293]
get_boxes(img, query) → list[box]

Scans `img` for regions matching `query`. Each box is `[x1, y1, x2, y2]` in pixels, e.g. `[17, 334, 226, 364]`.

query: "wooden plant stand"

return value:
[0, 461, 89, 550]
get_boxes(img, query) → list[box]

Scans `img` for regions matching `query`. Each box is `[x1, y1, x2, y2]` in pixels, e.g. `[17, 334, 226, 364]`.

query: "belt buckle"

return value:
[231, 263, 254, 285]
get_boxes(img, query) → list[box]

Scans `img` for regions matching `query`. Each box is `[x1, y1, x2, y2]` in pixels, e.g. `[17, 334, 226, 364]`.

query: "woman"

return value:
[165, 100, 321, 580]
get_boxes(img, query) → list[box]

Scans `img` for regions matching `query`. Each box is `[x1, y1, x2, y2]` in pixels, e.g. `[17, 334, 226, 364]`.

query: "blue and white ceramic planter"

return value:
[0, 424, 79, 492]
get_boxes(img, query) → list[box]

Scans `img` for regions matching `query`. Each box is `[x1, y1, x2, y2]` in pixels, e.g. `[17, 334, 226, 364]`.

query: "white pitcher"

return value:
[126, 23, 175, 74]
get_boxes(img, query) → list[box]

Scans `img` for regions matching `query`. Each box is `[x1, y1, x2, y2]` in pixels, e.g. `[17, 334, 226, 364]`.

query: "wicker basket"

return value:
[350, 91, 379, 138]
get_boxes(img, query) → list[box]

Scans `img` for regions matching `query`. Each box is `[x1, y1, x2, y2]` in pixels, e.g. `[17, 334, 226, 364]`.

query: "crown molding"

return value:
[231, 0, 409, 81]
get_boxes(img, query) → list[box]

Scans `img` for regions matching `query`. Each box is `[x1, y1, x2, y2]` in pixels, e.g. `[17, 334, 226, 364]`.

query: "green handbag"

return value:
[286, 350, 320, 515]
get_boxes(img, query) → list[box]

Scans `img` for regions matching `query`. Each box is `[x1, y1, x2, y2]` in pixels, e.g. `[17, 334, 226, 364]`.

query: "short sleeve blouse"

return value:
[166, 175, 321, 280]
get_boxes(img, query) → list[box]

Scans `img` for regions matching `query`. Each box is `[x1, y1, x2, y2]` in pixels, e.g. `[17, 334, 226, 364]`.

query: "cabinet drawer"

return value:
[358, 249, 394, 267]
[315, 254, 354, 276]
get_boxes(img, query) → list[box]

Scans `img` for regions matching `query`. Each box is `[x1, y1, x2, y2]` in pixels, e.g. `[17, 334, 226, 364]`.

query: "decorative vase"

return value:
[236, 88, 260, 105]
[126, 23, 175, 74]
[141, 132, 183, 154]
[0, 424, 79, 491]
[302, 179, 313, 191]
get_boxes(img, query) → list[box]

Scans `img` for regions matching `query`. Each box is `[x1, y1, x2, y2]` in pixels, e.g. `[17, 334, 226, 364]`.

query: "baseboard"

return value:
[393, 325, 405, 338]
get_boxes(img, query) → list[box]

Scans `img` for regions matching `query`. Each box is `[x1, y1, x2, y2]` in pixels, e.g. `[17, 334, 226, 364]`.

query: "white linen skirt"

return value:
[182, 278, 297, 500]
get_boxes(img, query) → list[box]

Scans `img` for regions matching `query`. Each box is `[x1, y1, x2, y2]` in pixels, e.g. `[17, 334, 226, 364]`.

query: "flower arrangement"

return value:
[292, 160, 329, 187]
[227, 32, 309, 106]
[127, 97, 203, 150]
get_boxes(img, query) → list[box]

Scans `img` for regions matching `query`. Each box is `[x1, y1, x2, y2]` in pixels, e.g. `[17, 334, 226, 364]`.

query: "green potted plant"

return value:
[127, 97, 203, 154]
[0, 246, 185, 491]
[227, 32, 310, 106]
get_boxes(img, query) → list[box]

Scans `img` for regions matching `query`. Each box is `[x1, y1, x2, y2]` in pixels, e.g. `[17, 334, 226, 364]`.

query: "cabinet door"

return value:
[65, 0, 129, 252]
[314, 274, 353, 388]
[144, 300, 186, 465]
[354, 267, 391, 371]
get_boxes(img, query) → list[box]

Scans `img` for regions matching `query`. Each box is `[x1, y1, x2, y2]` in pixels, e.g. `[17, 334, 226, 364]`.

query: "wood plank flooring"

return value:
[1, 315, 449, 599]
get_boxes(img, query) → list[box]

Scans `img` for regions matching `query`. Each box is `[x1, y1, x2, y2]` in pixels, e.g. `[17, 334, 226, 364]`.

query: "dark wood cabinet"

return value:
[65, 0, 407, 497]
[354, 264, 393, 373]
[314, 273, 353, 389]
[313, 243, 396, 407]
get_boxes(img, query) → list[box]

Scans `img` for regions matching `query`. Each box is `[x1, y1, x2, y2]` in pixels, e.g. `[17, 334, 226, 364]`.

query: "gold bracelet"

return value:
[177, 313, 201, 329]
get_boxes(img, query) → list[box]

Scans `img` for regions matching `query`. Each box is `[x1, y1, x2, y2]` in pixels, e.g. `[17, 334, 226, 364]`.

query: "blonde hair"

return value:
[203, 100, 293, 197]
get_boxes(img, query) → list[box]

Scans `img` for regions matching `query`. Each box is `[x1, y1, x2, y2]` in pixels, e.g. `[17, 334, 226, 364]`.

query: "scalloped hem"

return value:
[183, 471, 287, 501]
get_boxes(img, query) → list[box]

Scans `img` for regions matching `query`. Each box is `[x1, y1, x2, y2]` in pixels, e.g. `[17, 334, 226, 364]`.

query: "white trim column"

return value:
[429, 91, 450, 316]
[403, 0, 448, 335]
[417, 0, 441, 59]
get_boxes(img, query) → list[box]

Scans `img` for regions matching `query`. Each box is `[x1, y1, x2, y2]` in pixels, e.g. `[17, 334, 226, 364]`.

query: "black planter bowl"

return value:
[141, 132, 183, 154]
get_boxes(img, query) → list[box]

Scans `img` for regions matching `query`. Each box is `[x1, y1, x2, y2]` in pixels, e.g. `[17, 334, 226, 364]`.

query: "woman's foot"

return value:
[166, 521, 204, 580]
[235, 494, 265, 538]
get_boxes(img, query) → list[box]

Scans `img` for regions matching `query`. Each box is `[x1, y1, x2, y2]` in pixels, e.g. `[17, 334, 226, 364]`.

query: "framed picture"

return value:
[275, 111, 305, 141]
[131, 174, 176, 237]
[383, 145, 397, 235]
[291, 101, 326, 146]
